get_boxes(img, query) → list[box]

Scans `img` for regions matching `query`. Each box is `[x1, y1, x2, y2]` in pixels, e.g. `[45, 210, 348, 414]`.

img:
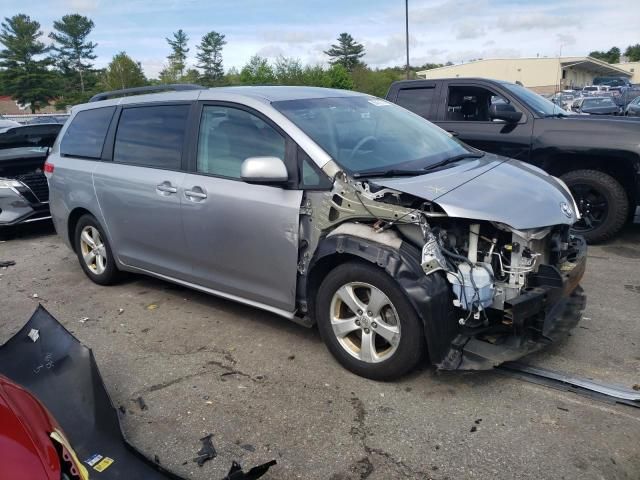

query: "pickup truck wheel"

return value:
[74, 214, 121, 285]
[316, 261, 425, 380]
[561, 170, 628, 243]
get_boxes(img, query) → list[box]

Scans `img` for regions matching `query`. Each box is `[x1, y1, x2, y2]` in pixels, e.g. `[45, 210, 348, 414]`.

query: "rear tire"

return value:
[561, 169, 628, 243]
[316, 261, 426, 380]
[74, 214, 121, 285]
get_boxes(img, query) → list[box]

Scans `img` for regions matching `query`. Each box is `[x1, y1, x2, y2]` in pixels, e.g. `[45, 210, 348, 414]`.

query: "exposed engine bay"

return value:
[299, 169, 587, 370]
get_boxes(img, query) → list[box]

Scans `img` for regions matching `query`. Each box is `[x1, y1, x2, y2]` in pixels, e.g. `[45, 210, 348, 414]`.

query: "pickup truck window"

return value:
[446, 86, 511, 122]
[395, 87, 435, 119]
[501, 82, 568, 117]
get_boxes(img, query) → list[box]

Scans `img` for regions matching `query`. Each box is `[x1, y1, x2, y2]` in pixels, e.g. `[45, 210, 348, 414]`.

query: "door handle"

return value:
[156, 182, 177, 194]
[185, 187, 207, 200]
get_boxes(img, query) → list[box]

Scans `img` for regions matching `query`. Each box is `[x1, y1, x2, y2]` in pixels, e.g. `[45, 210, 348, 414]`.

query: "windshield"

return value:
[501, 83, 568, 117]
[583, 97, 615, 107]
[273, 96, 471, 174]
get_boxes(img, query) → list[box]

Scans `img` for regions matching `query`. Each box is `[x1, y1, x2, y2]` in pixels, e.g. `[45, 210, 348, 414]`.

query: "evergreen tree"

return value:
[102, 52, 146, 90]
[196, 31, 225, 86]
[0, 14, 57, 113]
[166, 29, 189, 78]
[49, 14, 97, 93]
[324, 33, 365, 71]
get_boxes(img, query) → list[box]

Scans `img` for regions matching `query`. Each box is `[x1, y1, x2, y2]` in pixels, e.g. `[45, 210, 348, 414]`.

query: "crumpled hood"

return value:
[373, 155, 576, 230]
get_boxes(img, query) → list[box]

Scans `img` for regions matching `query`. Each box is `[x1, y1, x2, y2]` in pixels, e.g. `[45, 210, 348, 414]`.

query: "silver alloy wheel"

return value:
[79, 226, 107, 275]
[329, 282, 401, 363]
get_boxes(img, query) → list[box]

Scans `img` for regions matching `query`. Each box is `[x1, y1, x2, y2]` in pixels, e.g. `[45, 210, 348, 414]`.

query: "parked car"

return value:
[582, 85, 610, 96]
[551, 92, 575, 110]
[47, 85, 586, 379]
[592, 76, 633, 89]
[386, 78, 640, 242]
[624, 96, 640, 116]
[0, 124, 62, 230]
[24, 115, 69, 125]
[570, 96, 622, 115]
[0, 117, 21, 133]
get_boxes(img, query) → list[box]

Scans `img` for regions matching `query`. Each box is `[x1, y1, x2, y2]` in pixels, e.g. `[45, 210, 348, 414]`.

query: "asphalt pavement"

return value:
[1, 223, 639, 480]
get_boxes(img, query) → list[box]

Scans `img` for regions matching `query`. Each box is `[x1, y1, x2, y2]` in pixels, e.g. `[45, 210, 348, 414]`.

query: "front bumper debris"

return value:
[0, 306, 276, 480]
[437, 237, 587, 370]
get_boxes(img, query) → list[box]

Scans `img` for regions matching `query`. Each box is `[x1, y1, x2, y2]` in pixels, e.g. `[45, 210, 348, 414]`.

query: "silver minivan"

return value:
[47, 85, 587, 380]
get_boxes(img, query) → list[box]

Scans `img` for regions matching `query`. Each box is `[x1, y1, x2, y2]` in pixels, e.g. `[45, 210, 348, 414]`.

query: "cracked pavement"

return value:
[1, 223, 639, 479]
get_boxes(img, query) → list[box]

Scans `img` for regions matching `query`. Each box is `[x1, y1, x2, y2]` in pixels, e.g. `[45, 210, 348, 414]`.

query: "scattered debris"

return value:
[470, 426, 477, 433]
[118, 308, 124, 315]
[223, 460, 277, 480]
[287, 355, 295, 360]
[193, 434, 217, 467]
[146, 303, 158, 311]
[136, 396, 147, 411]
[118, 405, 126, 414]
[205, 401, 213, 405]
[79, 317, 90, 324]
[241, 444, 256, 452]
[474, 418, 482, 424]
[27, 328, 39, 342]
[557, 406, 569, 412]
[0, 260, 15, 267]
[633, 384, 640, 391]
[154, 455, 161, 464]
[32, 293, 39, 298]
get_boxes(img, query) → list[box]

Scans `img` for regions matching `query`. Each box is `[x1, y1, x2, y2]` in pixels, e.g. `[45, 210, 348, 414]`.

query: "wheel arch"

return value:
[302, 233, 456, 365]
[535, 152, 639, 214]
[67, 207, 97, 252]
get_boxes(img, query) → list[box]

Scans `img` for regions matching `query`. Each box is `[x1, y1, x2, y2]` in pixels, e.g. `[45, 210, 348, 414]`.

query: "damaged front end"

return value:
[299, 159, 586, 371]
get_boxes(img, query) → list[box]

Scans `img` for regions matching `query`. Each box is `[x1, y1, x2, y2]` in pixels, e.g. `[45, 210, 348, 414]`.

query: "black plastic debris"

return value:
[0, 306, 278, 480]
[137, 396, 148, 411]
[0, 259, 15, 267]
[224, 460, 277, 480]
[194, 433, 217, 466]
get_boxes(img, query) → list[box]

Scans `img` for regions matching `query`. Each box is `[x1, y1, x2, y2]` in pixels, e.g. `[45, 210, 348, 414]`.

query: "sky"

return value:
[1, 0, 639, 78]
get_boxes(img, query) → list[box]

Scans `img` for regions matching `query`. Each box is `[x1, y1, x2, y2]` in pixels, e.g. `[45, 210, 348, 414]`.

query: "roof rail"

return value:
[89, 84, 204, 103]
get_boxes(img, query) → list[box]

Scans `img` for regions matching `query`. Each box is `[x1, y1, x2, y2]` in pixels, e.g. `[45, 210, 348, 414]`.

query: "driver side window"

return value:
[446, 86, 512, 122]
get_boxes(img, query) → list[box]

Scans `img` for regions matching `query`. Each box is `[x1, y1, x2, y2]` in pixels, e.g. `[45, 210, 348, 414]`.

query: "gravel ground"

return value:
[1, 223, 639, 480]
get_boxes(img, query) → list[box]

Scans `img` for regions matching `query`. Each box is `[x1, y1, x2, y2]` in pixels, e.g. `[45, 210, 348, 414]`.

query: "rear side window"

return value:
[60, 106, 115, 158]
[113, 105, 189, 170]
[395, 87, 436, 118]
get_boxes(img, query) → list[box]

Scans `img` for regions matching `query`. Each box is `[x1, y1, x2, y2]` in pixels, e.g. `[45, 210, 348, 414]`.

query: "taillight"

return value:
[44, 161, 54, 173]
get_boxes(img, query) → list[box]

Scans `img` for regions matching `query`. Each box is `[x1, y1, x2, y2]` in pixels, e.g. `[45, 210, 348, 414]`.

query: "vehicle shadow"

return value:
[0, 221, 56, 241]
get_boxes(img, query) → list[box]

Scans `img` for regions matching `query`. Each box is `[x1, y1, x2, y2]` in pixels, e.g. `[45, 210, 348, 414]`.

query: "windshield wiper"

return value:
[353, 168, 428, 178]
[423, 152, 485, 171]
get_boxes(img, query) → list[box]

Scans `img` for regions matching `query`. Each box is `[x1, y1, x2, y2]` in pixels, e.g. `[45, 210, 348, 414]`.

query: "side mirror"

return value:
[489, 103, 523, 123]
[241, 156, 288, 185]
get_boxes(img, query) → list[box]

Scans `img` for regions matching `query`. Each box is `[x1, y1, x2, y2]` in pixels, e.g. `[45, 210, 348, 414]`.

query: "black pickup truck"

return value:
[386, 78, 640, 242]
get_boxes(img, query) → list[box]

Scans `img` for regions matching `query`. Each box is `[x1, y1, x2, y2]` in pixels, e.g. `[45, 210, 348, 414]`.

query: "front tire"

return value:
[316, 261, 426, 380]
[561, 169, 628, 243]
[74, 214, 121, 285]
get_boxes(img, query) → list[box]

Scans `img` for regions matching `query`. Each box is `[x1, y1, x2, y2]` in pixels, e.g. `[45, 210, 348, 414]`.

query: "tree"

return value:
[101, 52, 146, 90]
[196, 31, 225, 86]
[182, 68, 200, 84]
[589, 47, 621, 64]
[624, 44, 640, 62]
[326, 64, 353, 90]
[274, 56, 304, 85]
[49, 14, 97, 93]
[0, 14, 57, 113]
[324, 33, 365, 71]
[239, 55, 275, 84]
[301, 65, 330, 87]
[166, 29, 189, 78]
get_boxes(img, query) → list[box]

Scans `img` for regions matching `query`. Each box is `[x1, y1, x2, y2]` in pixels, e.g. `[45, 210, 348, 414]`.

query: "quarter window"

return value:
[60, 107, 115, 159]
[196, 106, 285, 179]
[113, 105, 189, 169]
[395, 87, 436, 119]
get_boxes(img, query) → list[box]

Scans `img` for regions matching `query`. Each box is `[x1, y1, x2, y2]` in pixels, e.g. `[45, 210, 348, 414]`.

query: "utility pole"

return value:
[405, 0, 410, 79]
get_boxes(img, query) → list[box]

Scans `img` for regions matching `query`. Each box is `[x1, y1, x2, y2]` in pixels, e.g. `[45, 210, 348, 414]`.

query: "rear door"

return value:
[180, 102, 303, 313]
[390, 81, 440, 121]
[433, 81, 533, 161]
[93, 103, 192, 278]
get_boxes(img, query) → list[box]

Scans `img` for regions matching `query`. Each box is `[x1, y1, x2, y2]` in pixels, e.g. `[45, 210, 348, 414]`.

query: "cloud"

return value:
[556, 33, 576, 46]
[60, 0, 100, 12]
[256, 44, 287, 58]
[455, 23, 485, 40]
[260, 30, 327, 44]
[497, 13, 573, 32]
[363, 35, 423, 66]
